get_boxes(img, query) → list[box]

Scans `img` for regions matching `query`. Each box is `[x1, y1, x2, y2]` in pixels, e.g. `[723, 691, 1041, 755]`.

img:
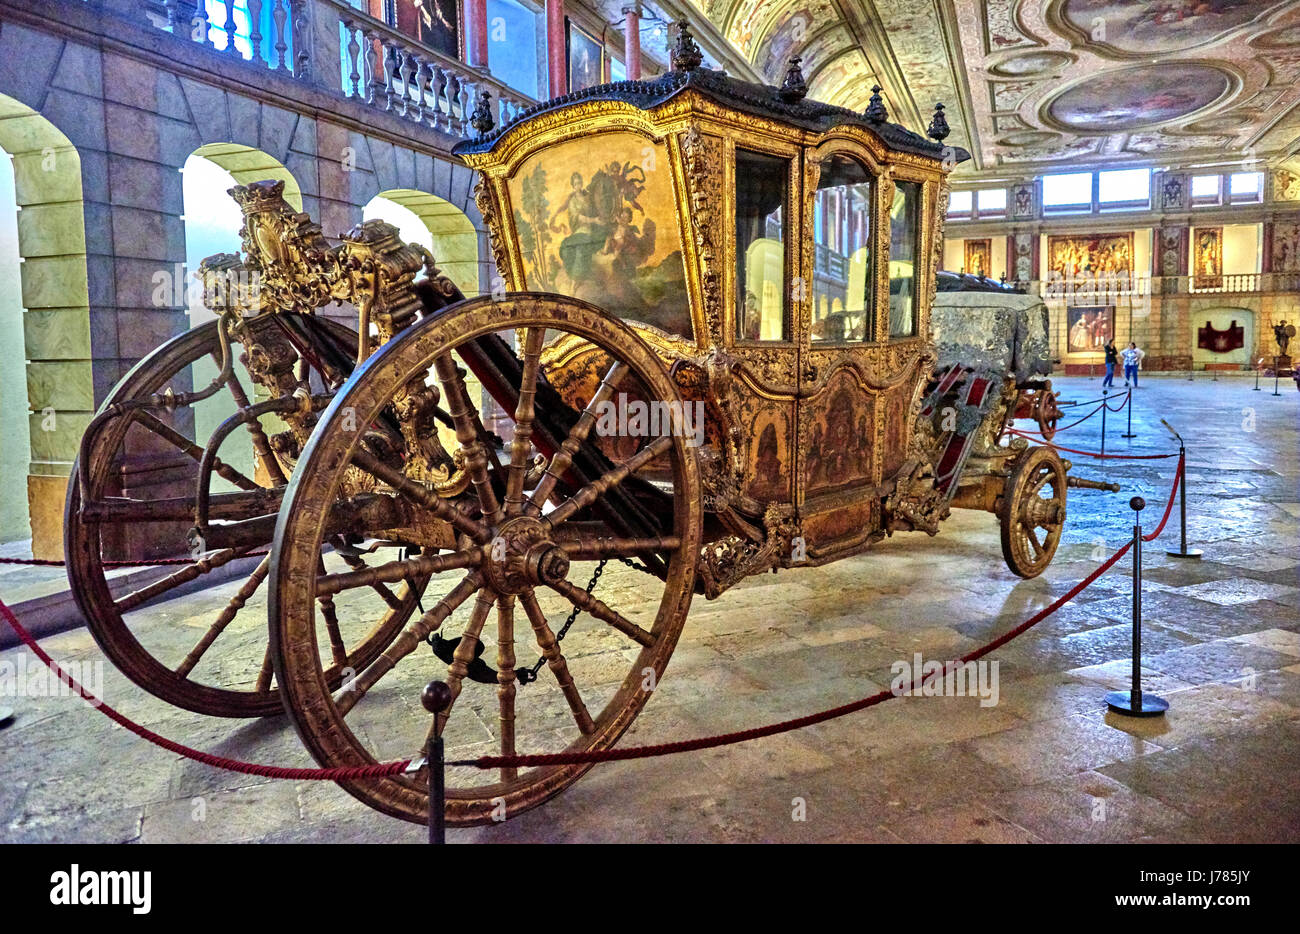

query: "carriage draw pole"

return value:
[1106, 497, 1170, 717]
[1160, 419, 1202, 560]
[421, 681, 453, 844]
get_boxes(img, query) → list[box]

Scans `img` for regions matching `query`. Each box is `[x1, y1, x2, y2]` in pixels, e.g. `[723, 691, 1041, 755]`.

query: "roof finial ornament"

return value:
[865, 85, 887, 123]
[927, 102, 950, 142]
[780, 57, 807, 103]
[470, 90, 495, 137]
[672, 20, 703, 72]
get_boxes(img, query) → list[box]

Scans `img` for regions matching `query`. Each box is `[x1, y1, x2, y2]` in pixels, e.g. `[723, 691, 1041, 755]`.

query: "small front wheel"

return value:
[999, 446, 1066, 578]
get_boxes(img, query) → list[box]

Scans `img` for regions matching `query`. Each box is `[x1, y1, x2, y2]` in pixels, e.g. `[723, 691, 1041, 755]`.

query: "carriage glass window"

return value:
[889, 180, 921, 338]
[506, 131, 692, 339]
[811, 155, 873, 342]
[735, 149, 788, 342]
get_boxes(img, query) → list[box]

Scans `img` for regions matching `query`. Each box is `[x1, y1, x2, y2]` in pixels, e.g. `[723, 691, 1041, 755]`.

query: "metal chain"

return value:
[526, 559, 607, 679]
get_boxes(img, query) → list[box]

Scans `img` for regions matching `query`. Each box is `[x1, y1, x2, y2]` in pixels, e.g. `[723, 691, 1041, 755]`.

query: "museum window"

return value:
[1042, 172, 1092, 214]
[946, 190, 972, 220]
[811, 155, 873, 343]
[1228, 171, 1263, 204]
[735, 148, 789, 342]
[487, 0, 542, 99]
[976, 188, 1006, 217]
[888, 180, 921, 338]
[1191, 174, 1222, 206]
[1098, 168, 1150, 211]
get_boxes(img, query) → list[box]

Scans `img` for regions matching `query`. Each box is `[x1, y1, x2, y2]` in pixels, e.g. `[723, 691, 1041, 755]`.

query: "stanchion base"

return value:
[1121, 432, 1137, 438]
[1166, 548, 1203, 559]
[0, 706, 13, 728]
[1106, 690, 1169, 717]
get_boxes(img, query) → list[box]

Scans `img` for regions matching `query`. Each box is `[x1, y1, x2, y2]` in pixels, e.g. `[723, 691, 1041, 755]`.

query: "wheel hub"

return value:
[482, 516, 569, 594]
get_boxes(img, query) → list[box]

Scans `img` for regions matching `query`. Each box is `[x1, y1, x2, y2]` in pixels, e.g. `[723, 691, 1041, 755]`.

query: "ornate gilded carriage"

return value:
[66, 28, 1101, 828]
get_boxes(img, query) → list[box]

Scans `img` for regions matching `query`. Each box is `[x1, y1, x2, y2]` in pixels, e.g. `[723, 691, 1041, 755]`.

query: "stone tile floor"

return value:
[1, 374, 1297, 843]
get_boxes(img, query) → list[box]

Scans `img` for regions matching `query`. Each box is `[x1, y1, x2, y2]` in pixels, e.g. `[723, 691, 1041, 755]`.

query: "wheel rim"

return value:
[1002, 447, 1065, 578]
[270, 294, 702, 825]
[65, 314, 425, 718]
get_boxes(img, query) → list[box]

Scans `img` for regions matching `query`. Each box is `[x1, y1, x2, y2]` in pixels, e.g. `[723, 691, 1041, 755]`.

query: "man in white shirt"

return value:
[1121, 342, 1144, 387]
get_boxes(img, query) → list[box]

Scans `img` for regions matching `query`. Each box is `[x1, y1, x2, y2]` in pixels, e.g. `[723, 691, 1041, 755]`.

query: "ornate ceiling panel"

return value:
[685, 0, 1300, 178]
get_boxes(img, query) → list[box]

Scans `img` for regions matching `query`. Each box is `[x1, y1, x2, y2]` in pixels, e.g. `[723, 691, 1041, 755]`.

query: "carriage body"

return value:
[457, 63, 966, 575]
[64, 46, 1108, 826]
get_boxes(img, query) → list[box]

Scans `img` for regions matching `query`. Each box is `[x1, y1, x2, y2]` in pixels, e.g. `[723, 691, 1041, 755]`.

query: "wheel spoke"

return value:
[519, 589, 594, 734]
[1022, 522, 1044, 559]
[113, 548, 250, 614]
[496, 594, 519, 783]
[337, 551, 409, 610]
[547, 577, 655, 647]
[174, 555, 271, 678]
[433, 352, 500, 520]
[504, 327, 545, 520]
[316, 547, 481, 597]
[335, 572, 482, 716]
[351, 448, 489, 543]
[434, 588, 497, 734]
[317, 557, 349, 669]
[131, 409, 261, 492]
[544, 435, 673, 529]
[526, 360, 628, 515]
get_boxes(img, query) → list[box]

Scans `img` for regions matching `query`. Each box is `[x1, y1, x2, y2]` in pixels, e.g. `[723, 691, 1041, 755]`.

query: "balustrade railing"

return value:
[131, 0, 536, 141]
[332, 1, 532, 138]
[1017, 273, 1300, 300]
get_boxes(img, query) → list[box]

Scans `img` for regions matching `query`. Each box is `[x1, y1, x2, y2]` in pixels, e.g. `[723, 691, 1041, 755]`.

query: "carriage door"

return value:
[797, 151, 879, 554]
[728, 145, 802, 510]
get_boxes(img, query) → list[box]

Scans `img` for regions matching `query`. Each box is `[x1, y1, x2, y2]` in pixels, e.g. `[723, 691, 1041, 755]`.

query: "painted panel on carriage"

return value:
[508, 132, 692, 340]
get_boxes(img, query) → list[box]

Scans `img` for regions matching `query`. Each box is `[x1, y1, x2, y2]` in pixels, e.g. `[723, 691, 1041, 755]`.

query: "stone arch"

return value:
[364, 189, 480, 296]
[1191, 304, 1255, 368]
[191, 142, 303, 210]
[0, 93, 90, 555]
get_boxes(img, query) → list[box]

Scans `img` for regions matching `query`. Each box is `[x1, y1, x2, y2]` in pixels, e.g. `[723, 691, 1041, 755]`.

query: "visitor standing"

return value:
[1102, 338, 1118, 389]
[1121, 341, 1144, 387]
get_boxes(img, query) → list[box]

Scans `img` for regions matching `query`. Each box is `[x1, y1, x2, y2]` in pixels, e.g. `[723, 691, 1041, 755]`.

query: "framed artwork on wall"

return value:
[1193, 226, 1223, 289]
[1066, 305, 1114, 354]
[567, 19, 603, 93]
[413, 0, 461, 59]
[964, 238, 991, 277]
[1047, 233, 1134, 281]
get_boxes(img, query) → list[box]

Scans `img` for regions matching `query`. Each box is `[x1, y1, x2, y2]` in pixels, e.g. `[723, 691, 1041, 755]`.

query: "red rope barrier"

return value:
[1007, 428, 1179, 460]
[1143, 452, 1183, 542]
[0, 599, 412, 781]
[0, 457, 1186, 780]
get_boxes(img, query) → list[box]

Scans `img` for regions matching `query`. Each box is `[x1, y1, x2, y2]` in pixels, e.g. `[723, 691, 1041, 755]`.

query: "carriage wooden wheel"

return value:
[999, 445, 1067, 578]
[1034, 383, 1063, 441]
[65, 313, 428, 718]
[269, 294, 703, 825]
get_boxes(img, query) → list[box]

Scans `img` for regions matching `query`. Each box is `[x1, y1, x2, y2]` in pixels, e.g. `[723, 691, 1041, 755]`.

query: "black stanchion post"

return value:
[1273, 368, 1282, 397]
[1160, 420, 1202, 560]
[1100, 388, 1108, 456]
[1121, 386, 1136, 439]
[421, 680, 452, 844]
[1254, 360, 1261, 391]
[1106, 497, 1169, 718]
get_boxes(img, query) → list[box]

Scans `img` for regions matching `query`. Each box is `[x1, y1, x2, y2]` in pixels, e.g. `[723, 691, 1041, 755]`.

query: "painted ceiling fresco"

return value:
[685, 0, 1300, 178]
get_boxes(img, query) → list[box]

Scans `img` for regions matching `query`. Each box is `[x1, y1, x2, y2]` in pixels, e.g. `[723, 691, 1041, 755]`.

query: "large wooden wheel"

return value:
[269, 294, 703, 826]
[999, 445, 1066, 578]
[65, 314, 426, 718]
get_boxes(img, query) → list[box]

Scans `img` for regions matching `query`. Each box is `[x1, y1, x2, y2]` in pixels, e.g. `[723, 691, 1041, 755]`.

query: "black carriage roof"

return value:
[454, 66, 970, 164]
[935, 270, 1026, 294]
